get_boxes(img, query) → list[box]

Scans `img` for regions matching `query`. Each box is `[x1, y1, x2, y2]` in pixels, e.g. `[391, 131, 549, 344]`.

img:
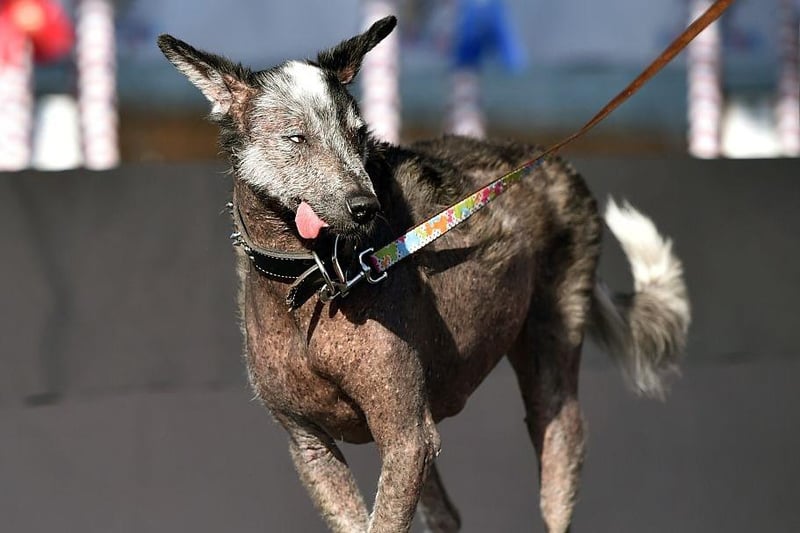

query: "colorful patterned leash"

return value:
[367, 160, 535, 273]
[327, 0, 734, 299]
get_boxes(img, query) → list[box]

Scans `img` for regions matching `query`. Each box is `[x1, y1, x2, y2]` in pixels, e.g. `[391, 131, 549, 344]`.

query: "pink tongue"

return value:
[295, 201, 329, 239]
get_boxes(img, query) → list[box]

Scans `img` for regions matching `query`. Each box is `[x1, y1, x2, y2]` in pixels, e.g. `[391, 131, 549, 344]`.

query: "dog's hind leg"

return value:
[508, 327, 585, 533]
[282, 418, 370, 533]
[507, 238, 595, 533]
[506, 172, 599, 532]
[417, 461, 461, 532]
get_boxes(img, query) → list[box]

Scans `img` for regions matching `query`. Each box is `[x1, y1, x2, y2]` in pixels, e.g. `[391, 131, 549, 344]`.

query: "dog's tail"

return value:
[588, 198, 690, 399]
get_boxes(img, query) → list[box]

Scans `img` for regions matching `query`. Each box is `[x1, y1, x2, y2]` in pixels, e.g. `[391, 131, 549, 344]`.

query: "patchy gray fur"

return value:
[158, 16, 690, 533]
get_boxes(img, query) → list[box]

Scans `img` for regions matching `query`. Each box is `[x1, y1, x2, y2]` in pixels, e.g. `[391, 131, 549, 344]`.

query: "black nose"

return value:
[345, 194, 380, 224]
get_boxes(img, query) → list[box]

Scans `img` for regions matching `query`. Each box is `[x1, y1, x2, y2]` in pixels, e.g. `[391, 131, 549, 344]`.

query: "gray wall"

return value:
[2, 158, 799, 531]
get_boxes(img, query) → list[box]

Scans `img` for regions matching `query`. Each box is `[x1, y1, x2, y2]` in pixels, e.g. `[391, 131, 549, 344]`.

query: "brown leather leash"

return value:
[541, 0, 734, 159]
[234, 0, 736, 308]
[365, 0, 735, 277]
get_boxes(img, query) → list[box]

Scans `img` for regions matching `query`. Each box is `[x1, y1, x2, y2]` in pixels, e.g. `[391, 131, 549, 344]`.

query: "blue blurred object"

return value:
[452, 0, 526, 71]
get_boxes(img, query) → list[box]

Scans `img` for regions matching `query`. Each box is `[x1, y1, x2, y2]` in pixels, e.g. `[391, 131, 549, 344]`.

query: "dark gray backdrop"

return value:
[2, 158, 799, 532]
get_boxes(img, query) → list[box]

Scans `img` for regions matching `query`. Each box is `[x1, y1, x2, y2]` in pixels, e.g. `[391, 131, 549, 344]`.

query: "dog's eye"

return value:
[287, 134, 306, 144]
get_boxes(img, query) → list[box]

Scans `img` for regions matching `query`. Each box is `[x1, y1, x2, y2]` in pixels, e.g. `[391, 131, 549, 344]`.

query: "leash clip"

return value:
[317, 236, 387, 303]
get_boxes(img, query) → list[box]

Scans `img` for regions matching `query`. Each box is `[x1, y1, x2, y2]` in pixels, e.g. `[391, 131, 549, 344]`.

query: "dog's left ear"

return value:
[317, 16, 397, 85]
[157, 34, 254, 118]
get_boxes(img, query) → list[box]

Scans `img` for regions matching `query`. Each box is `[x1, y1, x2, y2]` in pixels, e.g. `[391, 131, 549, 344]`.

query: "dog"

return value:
[158, 16, 689, 533]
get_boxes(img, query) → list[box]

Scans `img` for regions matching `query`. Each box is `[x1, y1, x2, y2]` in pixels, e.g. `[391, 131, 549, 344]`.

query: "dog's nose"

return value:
[345, 194, 380, 224]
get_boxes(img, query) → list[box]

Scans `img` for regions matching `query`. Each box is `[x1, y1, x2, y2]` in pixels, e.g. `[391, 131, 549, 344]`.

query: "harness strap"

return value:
[286, 266, 327, 309]
[231, 202, 316, 274]
[230, 199, 328, 308]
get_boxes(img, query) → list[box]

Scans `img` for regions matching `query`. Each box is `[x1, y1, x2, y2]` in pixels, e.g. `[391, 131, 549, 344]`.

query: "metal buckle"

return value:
[316, 236, 387, 303]
[312, 251, 338, 302]
[358, 247, 388, 284]
[331, 235, 347, 284]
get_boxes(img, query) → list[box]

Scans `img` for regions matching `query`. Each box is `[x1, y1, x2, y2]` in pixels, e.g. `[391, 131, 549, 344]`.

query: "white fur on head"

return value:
[234, 61, 375, 214]
[159, 35, 379, 231]
[283, 61, 330, 103]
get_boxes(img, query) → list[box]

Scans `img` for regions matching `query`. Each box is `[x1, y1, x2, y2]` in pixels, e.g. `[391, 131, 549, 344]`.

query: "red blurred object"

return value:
[0, 0, 74, 63]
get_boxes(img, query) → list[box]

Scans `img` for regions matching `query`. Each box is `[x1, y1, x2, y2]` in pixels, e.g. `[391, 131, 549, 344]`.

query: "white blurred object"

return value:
[32, 94, 84, 171]
[776, 0, 800, 156]
[447, 68, 486, 138]
[0, 40, 34, 171]
[361, 0, 401, 144]
[687, 0, 723, 159]
[77, 0, 120, 170]
[721, 96, 781, 159]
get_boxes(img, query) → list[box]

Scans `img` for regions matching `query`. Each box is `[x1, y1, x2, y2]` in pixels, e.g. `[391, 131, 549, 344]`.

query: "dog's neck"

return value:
[233, 179, 308, 254]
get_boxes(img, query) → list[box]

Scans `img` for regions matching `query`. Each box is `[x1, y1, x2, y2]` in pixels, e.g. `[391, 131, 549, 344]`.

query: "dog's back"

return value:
[348, 134, 603, 421]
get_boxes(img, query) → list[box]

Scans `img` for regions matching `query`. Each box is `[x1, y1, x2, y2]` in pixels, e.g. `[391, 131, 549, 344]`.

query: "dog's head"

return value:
[157, 17, 397, 242]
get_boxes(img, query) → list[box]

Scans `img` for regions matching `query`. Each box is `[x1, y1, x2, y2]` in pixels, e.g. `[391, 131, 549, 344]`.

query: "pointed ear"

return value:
[316, 16, 397, 85]
[157, 34, 255, 117]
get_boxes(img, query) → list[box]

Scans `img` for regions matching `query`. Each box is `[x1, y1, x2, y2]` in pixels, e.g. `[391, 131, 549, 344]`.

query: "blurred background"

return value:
[1, 0, 798, 165]
[2, 0, 800, 532]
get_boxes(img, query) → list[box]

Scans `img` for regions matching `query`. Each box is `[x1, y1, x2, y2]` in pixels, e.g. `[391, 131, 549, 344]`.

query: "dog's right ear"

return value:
[316, 16, 397, 84]
[157, 35, 254, 117]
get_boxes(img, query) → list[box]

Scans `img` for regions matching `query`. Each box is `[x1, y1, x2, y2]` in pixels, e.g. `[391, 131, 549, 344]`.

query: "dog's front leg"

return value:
[368, 418, 440, 533]
[335, 345, 441, 533]
[280, 416, 370, 533]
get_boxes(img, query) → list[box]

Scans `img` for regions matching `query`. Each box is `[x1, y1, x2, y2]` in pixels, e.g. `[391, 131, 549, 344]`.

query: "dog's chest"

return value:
[243, 219, 537, 438]
[243, 275, 375, 441]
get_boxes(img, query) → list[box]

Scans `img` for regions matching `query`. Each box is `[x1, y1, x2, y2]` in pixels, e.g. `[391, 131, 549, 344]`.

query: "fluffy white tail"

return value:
[589, 199, 691, 399]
